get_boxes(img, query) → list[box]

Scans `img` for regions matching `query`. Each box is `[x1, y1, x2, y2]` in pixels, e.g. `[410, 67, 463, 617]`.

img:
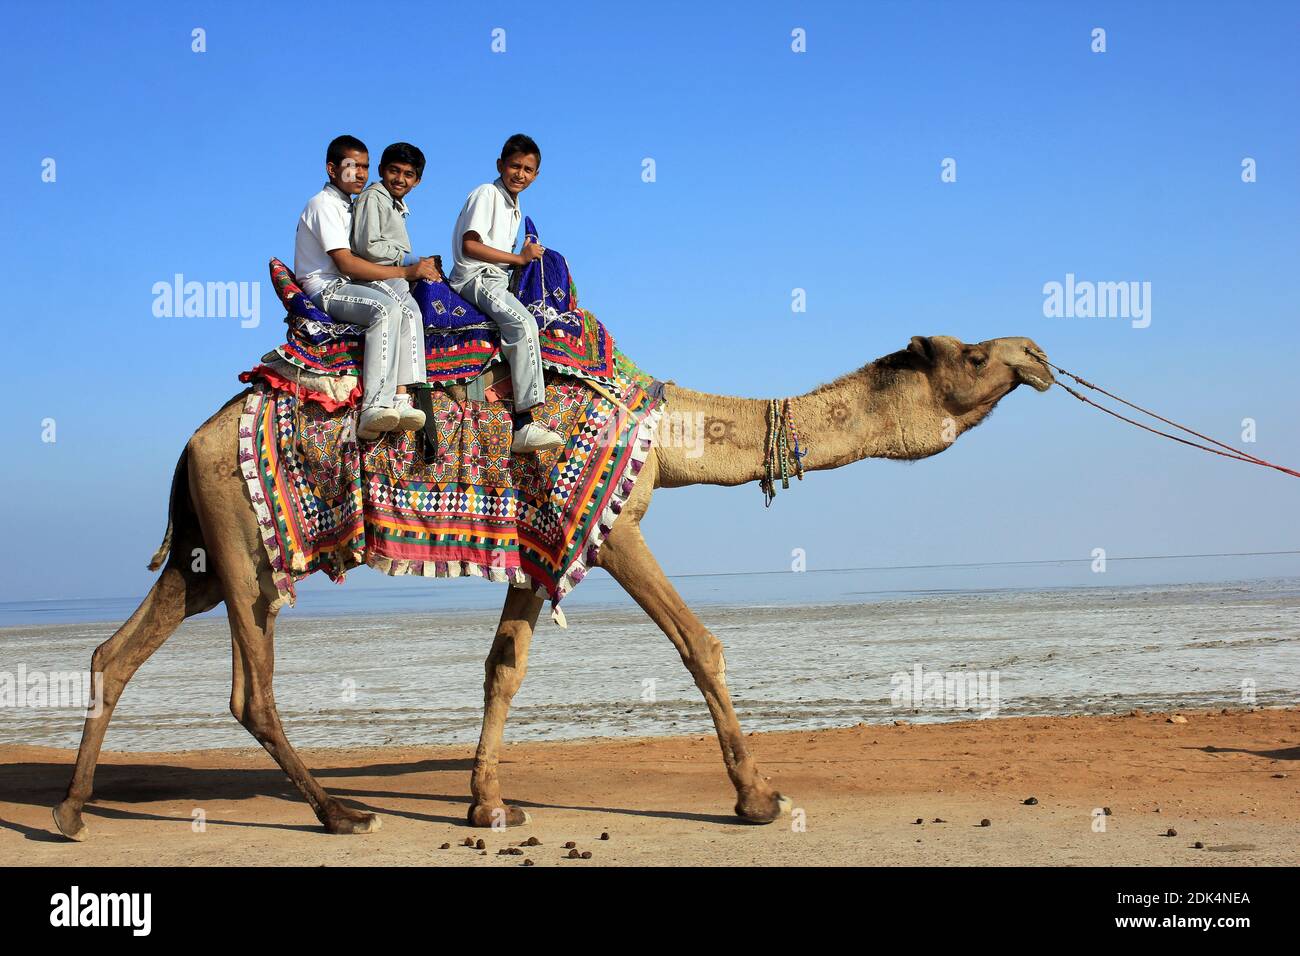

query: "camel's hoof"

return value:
[52, 803, 89, 842]
[467, 803, 531, 828]
[734, 790, 791, 825]
[325, 810, 383, 835]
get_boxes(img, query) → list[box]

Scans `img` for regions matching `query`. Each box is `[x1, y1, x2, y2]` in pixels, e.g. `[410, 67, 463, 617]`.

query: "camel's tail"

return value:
[147, 447, 189, 571]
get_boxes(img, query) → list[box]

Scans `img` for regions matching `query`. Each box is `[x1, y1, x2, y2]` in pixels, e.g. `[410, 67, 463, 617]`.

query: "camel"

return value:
[52, 334, 1053, 840]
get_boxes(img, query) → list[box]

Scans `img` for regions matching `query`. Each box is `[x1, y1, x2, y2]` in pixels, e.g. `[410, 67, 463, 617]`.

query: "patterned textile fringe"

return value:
[236, 383, 665, 628]
[237, 389, 299, 607]
[543, 398, 663, 623]
[364, 556, 531, 586]
[363, 400, 664, 627]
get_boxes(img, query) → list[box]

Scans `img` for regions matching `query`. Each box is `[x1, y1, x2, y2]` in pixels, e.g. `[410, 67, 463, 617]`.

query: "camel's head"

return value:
[903, 334, 1053, 417]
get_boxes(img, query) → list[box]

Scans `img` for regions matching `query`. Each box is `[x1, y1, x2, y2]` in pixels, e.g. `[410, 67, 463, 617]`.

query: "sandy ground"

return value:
[1, 708, 1296, 866]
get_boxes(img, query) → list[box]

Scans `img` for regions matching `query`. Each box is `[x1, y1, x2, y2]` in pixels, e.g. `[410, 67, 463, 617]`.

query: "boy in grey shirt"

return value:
[349, 142, 439, 434]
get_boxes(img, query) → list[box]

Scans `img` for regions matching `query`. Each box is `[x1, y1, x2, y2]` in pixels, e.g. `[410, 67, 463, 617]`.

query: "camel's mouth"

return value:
[1018, 370, 1053, 392]
[1015, 347, 1055, 392]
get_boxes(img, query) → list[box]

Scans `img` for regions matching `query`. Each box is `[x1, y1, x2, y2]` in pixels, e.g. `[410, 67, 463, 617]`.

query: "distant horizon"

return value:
[4, 557, 1297, 628]
[5, 546, 1300, 604]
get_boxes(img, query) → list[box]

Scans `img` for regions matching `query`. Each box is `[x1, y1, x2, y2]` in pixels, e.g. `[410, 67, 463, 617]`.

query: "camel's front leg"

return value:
[467, 586, 544, 828]
[596, 519, 791, 823]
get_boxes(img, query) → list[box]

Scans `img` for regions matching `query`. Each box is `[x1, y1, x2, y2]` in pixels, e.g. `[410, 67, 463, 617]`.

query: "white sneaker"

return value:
[394, 393, 426, 431]
[511, 421, 565, 454]
[357, 406, 401, 440]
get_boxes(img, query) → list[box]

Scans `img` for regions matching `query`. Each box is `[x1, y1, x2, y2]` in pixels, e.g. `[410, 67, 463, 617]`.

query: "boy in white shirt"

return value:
[295, 135, 440, 439]
[449, 134, 564, 454]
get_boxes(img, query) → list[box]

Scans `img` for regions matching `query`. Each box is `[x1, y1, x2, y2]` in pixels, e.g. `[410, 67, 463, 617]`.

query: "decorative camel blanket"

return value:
[262, 218, 618, 386]
[237, 359, 665, 620]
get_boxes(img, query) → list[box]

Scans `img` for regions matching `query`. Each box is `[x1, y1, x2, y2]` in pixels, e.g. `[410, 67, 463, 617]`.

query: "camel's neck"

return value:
[652, 363, 969, 489]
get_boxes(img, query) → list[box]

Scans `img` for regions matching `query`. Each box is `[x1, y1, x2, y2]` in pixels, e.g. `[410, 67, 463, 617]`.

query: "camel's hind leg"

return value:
[596, 518, 792, 824]
[467, 586, 544, 828]
[184, 398, 378, 835]
[223, 569, 380, 835]
[53, 465, 222, 841]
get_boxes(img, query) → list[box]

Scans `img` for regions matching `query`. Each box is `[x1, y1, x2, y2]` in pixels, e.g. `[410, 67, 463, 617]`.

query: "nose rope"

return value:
[1024, 347, 1300, 479]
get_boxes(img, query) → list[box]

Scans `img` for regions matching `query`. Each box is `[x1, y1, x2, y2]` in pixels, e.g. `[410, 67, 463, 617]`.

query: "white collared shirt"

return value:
[448, 177, 521, 289]
[294, 182, 353, 299]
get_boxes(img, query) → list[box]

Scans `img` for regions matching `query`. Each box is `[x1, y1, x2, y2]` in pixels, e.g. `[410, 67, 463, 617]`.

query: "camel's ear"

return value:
[908, 336, 936, 365]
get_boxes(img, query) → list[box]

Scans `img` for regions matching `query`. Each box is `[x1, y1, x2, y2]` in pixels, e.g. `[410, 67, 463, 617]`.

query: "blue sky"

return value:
[2, 0, 1297, 603]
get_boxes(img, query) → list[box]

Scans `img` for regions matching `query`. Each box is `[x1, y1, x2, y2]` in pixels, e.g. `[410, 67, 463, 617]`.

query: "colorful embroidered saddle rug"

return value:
[263, 218, 617, 387]
[238, 358, 666, 620]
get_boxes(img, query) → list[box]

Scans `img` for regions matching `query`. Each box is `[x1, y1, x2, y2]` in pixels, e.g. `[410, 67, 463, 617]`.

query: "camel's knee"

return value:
[89, 639, 116, 676]
[484, 627, 531, 695]
[684, 631, 727, 683]
[228, 657, 269, 730]
[489, 664, 528, 701]
[485, 649, 529, 699]
[87, 641, 133, 708]
[237, 689, 280, 736]
[245, 694, 274, 730]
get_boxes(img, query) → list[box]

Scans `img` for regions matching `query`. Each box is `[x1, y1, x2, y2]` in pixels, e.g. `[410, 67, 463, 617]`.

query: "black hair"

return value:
[380, 142, 426, 178]
[500, 133, 541, 166]
[326, 134, 368, 167]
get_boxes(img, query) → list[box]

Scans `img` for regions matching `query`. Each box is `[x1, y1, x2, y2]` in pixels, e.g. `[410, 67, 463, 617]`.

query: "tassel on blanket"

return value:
[551, 604, 568, 628]
[338, 411, 357, 448]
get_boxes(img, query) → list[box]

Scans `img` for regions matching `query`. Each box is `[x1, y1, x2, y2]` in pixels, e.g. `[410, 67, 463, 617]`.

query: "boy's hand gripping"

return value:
[409, 257, 443, 282]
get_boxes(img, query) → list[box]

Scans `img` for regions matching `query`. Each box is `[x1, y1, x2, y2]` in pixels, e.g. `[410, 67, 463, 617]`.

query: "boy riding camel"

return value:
[294, 135, 441, 439]
[449, 134, 564, 455]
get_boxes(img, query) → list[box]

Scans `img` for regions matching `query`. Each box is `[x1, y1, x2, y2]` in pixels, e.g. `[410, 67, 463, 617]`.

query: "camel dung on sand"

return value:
[52, 334, 1053, 840]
